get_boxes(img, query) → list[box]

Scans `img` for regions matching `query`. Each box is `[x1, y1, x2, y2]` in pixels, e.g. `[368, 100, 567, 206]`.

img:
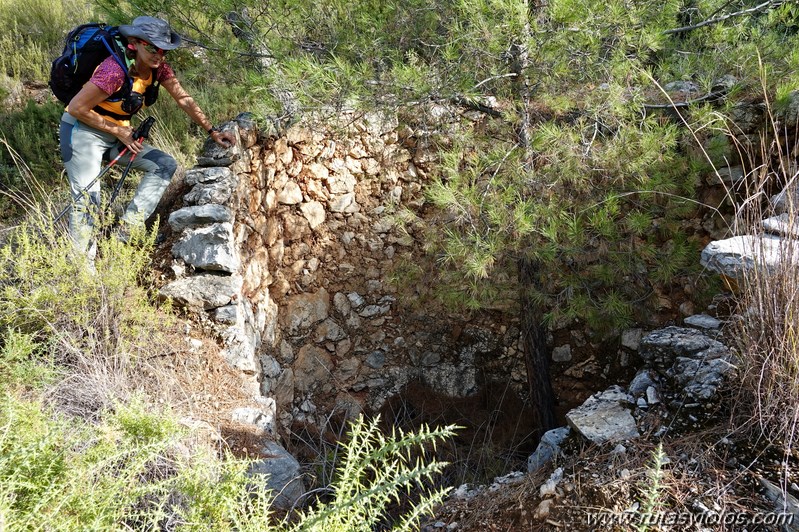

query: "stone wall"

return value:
[158, 112, 517, 431]
[158, 110, 665, 432]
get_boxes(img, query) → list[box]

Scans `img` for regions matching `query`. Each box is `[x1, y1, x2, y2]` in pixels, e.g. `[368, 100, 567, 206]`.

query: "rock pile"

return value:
[527, 319, 736, 473]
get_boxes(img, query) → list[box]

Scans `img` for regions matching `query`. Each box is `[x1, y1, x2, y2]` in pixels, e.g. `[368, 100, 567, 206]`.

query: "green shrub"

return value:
[0, 394, 455, 531]
[0, 213, 165, 366]
[0, 329, 54, 392]
[0, 0, 95, 83]
[0, 394, 275, 531]
[0, 100, 65, 202]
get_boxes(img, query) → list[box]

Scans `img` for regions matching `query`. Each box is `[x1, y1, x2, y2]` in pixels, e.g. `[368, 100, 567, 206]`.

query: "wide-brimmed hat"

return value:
[119, 16, 181, 50]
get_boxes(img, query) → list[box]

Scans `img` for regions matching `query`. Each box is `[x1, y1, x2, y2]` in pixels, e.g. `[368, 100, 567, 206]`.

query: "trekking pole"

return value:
[53, 147, 130, 223]
[107, 117, 155, 207]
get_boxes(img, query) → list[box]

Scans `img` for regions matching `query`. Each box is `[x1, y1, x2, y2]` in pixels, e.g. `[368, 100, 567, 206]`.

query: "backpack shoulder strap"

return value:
[100, 28, 129, 77]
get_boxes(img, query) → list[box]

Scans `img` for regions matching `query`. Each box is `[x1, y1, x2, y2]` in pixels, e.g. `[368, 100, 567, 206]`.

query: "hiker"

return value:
[60, 15, 235, 260]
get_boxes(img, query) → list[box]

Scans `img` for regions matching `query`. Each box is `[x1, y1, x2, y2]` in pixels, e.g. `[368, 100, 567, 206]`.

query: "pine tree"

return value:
[93, 0, 799, 441]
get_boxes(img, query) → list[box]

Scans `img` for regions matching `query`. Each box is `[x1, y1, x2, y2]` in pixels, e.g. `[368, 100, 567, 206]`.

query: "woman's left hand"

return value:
[211, 129, 236, 148]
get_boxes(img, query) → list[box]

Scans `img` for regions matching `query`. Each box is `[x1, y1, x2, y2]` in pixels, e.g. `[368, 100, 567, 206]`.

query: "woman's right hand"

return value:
[115, 126, 143, 154]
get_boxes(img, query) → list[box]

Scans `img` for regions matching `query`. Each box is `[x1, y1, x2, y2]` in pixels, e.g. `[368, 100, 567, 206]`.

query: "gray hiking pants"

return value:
[59, 112, 177, 257]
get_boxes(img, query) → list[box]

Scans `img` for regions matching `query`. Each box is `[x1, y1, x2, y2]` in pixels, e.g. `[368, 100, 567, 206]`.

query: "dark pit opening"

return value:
[378, 379, 540, 486]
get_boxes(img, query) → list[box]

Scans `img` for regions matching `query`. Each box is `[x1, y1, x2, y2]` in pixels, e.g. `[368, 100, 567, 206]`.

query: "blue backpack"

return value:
[49, 23, 131, 106]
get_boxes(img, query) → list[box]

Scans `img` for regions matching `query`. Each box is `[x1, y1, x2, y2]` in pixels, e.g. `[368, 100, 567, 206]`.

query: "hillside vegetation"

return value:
[2, 0, 799, 529]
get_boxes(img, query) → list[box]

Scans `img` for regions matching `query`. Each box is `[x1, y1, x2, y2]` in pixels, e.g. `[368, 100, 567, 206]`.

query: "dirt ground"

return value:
[421, 405, 797, 532]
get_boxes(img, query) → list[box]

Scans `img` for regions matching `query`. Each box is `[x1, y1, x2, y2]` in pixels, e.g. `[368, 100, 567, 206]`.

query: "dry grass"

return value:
[40, 301, 265, 446]
[714, 95, 799, 485]
[429, 418, 778, 531]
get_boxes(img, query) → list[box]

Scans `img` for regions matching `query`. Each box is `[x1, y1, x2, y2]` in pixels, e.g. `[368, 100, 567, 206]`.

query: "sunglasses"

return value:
[139, 40, 167, 56]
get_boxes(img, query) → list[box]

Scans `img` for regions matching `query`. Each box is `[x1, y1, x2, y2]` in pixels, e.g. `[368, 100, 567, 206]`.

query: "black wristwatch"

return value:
[207, 125, 219, 135]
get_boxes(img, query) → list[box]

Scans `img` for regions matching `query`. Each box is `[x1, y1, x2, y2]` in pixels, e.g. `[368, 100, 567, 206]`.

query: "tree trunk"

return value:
[518, 256, 556, 443]
[511, 10, 554, 442]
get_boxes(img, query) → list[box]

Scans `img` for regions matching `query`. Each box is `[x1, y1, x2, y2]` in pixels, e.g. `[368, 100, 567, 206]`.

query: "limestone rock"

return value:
[628, 369, 656, 396]
[283, 289, 330, 335]
[700, 234, 799, 279]
[197, 124, 243, 167]
[184, 173, 237, 205]
[168, 204, 232, 232]
[184, 166, 233, 186]
[329, 192, 360, 213]
[277, 180, 303, 204]
[158, 273, 242, 310]
[770, 187, 799, 215]
[528, 427, 570, 473]
[300, 200, 326, 229]
[710, 165, 745, 186]
[639, 326, 735, 402]
[172, 223, 241, 273]
[293, 344, 334, 393]
[565, 386, 639, 444]
[684, 314, 722, 331]
[539, 467, 563, 498]
[220, 325, 260, 374]
[212, 304, 238, 324]
[232, 399, 276, 435]
[639, 326, 723, 371]
[552, 344, 572, 362]
[621, 328, 644, 350]
[763, 213, 799, 238]
[759, 477, 799, 532]
[247, 441, 306, 510]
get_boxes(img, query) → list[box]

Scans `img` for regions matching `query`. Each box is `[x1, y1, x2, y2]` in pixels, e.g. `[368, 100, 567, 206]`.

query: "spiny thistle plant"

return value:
[290, 415, 456, 532]
[636, 443, 668, 532]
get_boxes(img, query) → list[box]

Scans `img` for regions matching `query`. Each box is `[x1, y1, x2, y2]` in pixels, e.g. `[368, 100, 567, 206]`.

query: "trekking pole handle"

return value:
[133, 117, 156, 141]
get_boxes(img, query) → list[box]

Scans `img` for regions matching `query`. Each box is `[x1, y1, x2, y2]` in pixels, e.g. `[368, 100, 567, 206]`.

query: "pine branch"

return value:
[663, 0, 783, 35]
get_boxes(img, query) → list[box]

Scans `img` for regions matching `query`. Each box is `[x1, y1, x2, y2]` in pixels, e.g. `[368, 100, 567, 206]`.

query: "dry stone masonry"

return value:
[157, 102, 753, 441]
[159, 111, 529, 433]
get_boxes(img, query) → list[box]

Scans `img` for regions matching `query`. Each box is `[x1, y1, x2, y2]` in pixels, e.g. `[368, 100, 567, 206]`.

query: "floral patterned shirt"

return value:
[90, 56, 175, 95]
